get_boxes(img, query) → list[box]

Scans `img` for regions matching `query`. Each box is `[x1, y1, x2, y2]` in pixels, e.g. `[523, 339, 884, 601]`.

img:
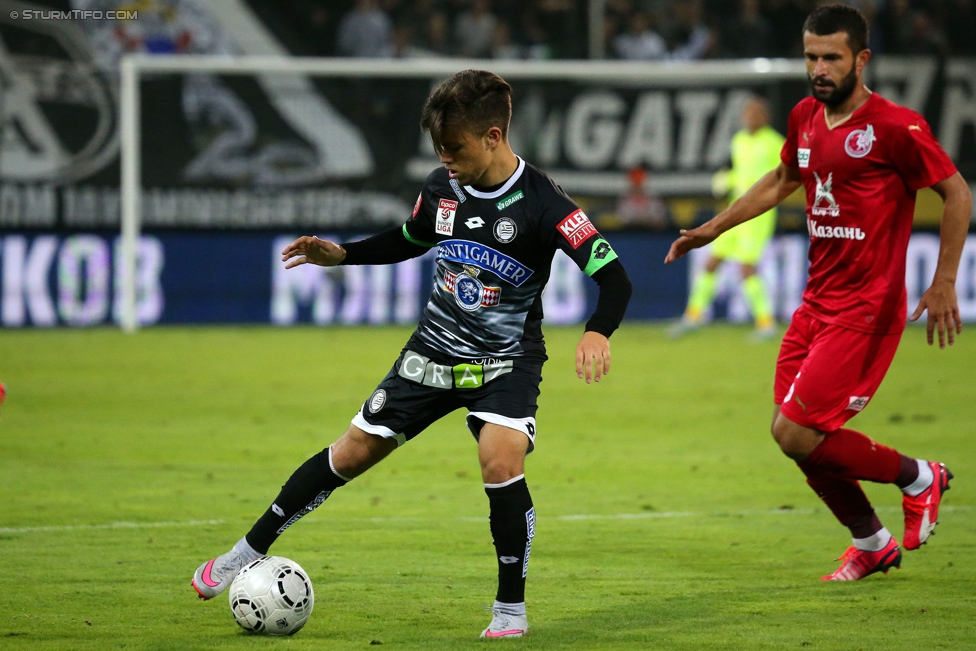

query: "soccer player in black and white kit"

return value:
[192, 70, 632, 638]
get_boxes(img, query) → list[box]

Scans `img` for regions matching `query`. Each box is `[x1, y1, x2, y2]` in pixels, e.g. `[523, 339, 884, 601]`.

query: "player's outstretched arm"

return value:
[576, 331, 611, 384]
[281, 236, 346, 269]
[909, 171, 972, 348]
[665, 163, 802, 264]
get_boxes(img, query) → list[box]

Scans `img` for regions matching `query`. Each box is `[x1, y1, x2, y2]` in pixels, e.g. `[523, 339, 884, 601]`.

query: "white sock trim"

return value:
[492, 600, 526, 617]
[233, 537, 262, 562]
[902, 459, 934, 497]
[328, 446, 354, 483]
[852, 527, 892, 552]
[484, 474, 525, 490]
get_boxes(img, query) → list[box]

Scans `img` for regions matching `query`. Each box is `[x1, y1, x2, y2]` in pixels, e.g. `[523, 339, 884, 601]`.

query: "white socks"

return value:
[853, 527, 892, 552]
[492, 600, 526, 617]
[901, 459, 934, 497]
[233, 537, 263, 563]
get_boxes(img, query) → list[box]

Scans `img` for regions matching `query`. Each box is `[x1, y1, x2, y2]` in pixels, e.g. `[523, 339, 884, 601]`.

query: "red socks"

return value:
[797, 428, 906, 537]
[801, 428, 901, 483]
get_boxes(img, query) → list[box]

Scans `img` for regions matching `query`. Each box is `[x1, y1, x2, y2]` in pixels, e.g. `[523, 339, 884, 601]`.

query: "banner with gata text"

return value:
[1, 1, 975, 230]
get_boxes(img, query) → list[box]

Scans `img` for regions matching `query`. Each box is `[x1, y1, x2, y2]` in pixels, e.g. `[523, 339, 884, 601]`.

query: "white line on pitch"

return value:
[2, 505, 969, 535]
[0, 518, 224, 534]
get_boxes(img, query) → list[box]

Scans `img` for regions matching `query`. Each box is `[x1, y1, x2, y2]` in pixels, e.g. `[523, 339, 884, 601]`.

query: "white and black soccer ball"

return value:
[228, 556, 314, 636]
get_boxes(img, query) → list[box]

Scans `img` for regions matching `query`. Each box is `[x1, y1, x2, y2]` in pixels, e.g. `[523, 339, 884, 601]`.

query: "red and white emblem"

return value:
[436, 198, 458, 235]
[844, 124, 876, 158]
[557, 210, 596, 249]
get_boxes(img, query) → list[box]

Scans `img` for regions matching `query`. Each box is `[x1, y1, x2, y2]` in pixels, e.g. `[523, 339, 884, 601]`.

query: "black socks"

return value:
[245, 446, 348, 553]
[485, 476, 535, 604]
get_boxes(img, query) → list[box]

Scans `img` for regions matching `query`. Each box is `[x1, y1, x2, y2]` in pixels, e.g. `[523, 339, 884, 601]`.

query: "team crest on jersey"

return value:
[812, 171, 840, 217]
[436, 198, 458, 235]
[494, 217, 517, 243]
[445, 265, 501, 311]
[557, 210, 596, 249]
[845, 124, 876, 158]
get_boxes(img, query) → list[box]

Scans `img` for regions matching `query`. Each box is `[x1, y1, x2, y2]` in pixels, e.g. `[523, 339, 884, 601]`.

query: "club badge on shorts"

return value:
[368, 389, 387, 413]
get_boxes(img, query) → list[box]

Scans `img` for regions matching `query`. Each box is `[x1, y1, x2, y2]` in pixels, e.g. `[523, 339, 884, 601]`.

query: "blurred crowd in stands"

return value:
[260, 0, 976, 61]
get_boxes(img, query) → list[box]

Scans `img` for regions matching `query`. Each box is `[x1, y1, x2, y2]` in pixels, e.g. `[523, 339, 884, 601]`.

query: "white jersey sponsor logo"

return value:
[812, 172, 840, 217]
[847, 396, 870, 411]
[807, 219, 867, 240]
[798, 148, 811, 168]
[845, 124, 876, 158]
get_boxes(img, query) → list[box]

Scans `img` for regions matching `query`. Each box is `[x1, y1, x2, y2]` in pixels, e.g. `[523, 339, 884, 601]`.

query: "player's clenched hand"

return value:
[909, 278, 962, 348]
[281, 236, 346, 269]
[664, 224, 719, 264]
[575, 331, 611, 384]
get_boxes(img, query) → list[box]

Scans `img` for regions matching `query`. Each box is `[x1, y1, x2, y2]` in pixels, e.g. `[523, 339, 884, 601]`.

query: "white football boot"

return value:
[480, 609, 529, 639]
[191, 538, 262, 600]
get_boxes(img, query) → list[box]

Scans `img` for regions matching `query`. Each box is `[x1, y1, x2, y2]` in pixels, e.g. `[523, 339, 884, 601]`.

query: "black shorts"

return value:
[351, 348, 543, 451]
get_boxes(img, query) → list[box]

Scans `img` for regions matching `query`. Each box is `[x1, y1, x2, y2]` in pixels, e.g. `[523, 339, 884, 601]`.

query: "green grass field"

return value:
[0, 324, 973, 650]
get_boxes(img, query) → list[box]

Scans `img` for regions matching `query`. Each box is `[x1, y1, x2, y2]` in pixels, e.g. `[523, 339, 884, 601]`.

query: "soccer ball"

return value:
[228, 556, 314, 635]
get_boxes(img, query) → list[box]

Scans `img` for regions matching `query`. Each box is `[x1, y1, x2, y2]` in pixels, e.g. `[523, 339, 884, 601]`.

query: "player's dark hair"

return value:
[421, 70, 512, 153]
[803, 4, 869, 54]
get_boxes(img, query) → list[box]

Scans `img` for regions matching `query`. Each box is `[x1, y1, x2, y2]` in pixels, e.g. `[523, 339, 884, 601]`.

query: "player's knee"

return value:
[771, 416, 810, 460]
[480, 455, 524, 485]
[331, 428, 397, 478]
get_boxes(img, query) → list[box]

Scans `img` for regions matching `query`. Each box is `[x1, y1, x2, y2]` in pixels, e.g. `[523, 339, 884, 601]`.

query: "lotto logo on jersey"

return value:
[557, 210, 596, 249]
[436, 199, 458, 235]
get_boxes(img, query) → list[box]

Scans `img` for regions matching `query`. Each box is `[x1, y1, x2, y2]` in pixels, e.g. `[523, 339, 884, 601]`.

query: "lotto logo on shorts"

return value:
[436, 199, 458, 236]
[847, 396, 870, 412]
[557, 210, 596, 249]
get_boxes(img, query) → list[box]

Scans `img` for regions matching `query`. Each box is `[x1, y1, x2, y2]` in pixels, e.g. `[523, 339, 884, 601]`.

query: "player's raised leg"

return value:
[192, 427, 395, 599]
[477, 422, 532, 639]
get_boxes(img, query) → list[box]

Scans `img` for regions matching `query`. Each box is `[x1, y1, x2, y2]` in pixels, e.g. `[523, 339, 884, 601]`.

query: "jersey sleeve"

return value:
[538, 180, 620, 277]
[780, 103, 802, 168]
[889, 113, 958, 191]
[402, 173, 440, 248]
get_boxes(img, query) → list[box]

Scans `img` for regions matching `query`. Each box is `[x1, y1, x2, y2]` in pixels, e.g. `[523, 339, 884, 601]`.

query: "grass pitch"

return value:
[0, 323, 973, 650]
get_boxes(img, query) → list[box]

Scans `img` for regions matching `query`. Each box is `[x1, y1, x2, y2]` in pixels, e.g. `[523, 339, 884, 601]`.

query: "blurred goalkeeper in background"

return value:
[669, 95, 785, 341]
[191, 69, 632, 639]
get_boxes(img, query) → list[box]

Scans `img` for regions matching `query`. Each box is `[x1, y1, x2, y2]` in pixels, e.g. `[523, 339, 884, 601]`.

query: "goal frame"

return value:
[118, 53, 805, 331]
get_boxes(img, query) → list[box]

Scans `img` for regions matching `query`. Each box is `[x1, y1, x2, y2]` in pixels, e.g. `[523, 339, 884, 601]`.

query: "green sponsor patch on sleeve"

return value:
[583, 238, 618, 276]
[402, 224, 436, 248]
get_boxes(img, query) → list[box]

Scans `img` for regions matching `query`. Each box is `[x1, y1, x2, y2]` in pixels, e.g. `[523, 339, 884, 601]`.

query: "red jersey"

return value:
[781, 93, 957, 334]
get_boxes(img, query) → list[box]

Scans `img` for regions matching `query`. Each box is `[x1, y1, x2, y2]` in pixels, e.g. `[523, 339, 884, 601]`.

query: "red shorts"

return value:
[774, 305, 902, 431]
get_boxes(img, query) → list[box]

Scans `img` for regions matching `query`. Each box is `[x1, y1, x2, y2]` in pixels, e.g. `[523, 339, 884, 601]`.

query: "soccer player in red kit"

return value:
[666, 4, 971, 581]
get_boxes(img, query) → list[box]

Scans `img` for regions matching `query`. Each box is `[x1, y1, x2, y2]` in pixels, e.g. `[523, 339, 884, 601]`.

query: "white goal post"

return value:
[117, 54, 805, 332]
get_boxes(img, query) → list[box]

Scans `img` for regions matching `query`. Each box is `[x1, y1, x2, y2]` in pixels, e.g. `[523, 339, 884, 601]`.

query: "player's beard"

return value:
[810, 62, 858, 108]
